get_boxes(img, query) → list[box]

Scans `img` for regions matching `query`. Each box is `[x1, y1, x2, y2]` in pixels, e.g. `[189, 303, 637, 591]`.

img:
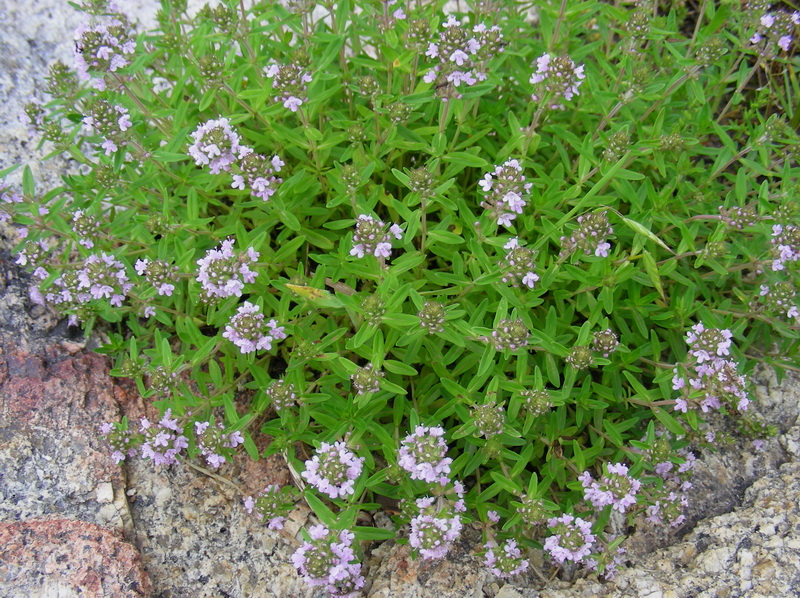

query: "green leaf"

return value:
[442, 152, 488, 168]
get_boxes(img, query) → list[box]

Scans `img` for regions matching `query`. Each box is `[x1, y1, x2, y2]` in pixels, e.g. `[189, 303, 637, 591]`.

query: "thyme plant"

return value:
[4, 0, 800, 593]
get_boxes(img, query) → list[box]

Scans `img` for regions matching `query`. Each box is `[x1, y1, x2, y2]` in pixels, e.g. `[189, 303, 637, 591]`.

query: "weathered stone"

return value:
[0, 518, 152, 597]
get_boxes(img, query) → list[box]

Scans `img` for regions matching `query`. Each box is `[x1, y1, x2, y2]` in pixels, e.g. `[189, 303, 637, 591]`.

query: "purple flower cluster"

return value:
[195, 238, 259, 302]
[99, 421, 138, 464]
[188, 117, 248, 174]
[83, 100, 133, 156]
[135, 258, 178, 297]
[73, 17, 136, 90]
[15, 233, 51, 282]
[478, 159, 532, 228]
[501, 238, 539, 288]
[529, 53, 586, 109]
[301, 441, 364, 500]
[223, 301, 286, 354]
[646, 491, 690, 528]
[770, 224, 800, 271]
[483, 539, 529, 579]
[188, 118, 286, 200]
[423, 16, 504, 100]
[750, 9, 800, 54]
[194, 421, 245, 468]
[243, 484, 293, 530]
[672, 323, 750, 413]
[0, 189, 23, 224]
[349, 214, 403, 260]
[139, 409, 189, 466]
[264, 62, 313, 112]
[409, 496, 464, 560]
[398, 425, 452, 485]
[543, 513, 596, 565]
[291, 525, 365, 597]
[579, 462, 641, 513]
[232, 151, 284, 201]
[70, 252, 132, 307]
[559, 211, 614, 259]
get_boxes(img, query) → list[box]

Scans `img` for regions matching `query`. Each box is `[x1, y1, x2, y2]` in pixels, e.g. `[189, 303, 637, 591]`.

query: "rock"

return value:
[0, 518, 152, 597]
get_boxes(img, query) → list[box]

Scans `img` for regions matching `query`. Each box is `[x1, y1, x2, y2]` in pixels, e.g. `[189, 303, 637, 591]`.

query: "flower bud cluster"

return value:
[418, 301, 446, 334]
[566, 345, 593, 369]
[518, 494, 548, 526]
[646, 491, 690, 528]
[243, 484, 296, 530]
[660, 132, 685, 152]
[501, 237, 539, 288]
[71, 209, 101, 249]
[695, 36, 727, 67]
[408, 167, 437, 201]
[351, 363, 384, 395]
[519, 388, 553, 417]
[232, 151, 284, 201]
[264, 62, 313, 112]
[398, 425, 452, 485]
[579, 462, 641, 513]
[386, 101, 412, 125]
[195, 238, 259, 303]
[624, 7, 650, 49]
[148, 365, 178, 396]
[74, 17, 136, 90]
[529, 53, 585, 109]
[194, 421, 245, 468]
[45, 60, 79, 102]
[291, 525, 365, 597]
[22, 101, 46, 138]
[770, 223, 800, 271]
[719, 204, 758, 229]
[409, 496, 464, 559]
[223, 301, 286, 354]
[592, 329, 619, 357]
[543, 513, 596, 565]
[360, 293, 385, 326]
[483, 539, 529, 579]
[491, 318, 529, 351]
[559, 211, 614, 259]
[423, 16, 504, 100]
[405, 19, 430, 49]
[759, 282, 799, 319]
[99, 421, 138, 464]
[603, 130, 630, 162]
[349, 214, 403, 259]
[672, 323, 750, 413]
[472, 400, 504, 438]
[265, 379, 297, 412]
[749, 9, 800, 55]
[479, 159, 532, 228]
[135, 258, 178, 296]
[83, 100, 133, 156]
[301, 440, 364, 500]
[15, 237, 51, 281]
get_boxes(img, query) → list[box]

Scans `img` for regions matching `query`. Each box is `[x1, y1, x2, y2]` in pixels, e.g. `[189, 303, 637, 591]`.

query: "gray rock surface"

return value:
[1, 1, 799, 598]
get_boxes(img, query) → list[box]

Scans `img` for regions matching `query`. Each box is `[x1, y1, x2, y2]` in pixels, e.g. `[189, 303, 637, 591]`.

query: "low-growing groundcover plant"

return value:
[4, 0, 800, 593]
